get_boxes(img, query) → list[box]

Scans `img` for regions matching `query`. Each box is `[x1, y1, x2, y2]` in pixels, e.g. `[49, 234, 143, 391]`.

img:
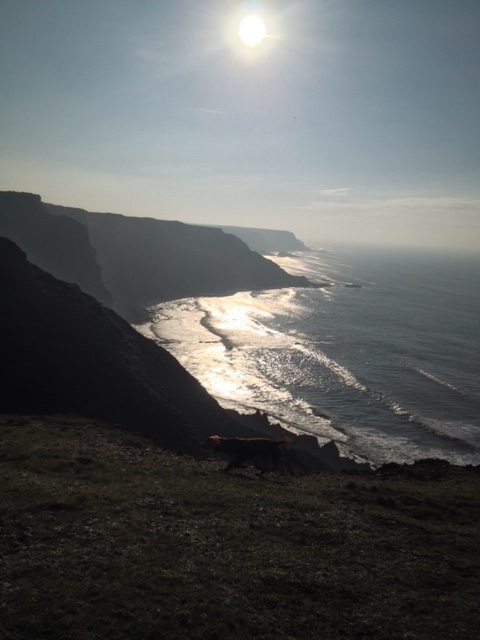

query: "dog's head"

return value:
[202, 435, 223, 451]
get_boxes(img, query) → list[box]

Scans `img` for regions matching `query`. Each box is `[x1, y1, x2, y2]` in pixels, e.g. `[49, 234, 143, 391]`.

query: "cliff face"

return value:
[1, 191, 314, 323]
[0, 192, 112, 308]
[0, 237, 247, 454]
[45, 202, 313, 321]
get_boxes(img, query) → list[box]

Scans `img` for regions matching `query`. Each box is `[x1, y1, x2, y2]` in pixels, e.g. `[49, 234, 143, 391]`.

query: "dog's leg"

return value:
[270, 450, 282, 473]
[224, 456, 247, 472]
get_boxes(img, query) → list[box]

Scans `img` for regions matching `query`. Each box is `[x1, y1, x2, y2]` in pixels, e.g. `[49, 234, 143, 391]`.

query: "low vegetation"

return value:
[1, 415, 479, 639]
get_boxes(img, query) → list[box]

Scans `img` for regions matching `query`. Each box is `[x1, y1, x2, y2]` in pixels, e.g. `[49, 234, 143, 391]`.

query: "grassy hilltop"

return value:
[2, 414, 480, 640]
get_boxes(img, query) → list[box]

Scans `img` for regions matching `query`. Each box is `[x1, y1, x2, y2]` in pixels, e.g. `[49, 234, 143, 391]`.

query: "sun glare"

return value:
[238, 14, 266, 47]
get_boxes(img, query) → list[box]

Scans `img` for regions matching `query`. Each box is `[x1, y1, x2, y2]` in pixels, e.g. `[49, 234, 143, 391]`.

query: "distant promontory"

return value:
[204, 224, 309, 254]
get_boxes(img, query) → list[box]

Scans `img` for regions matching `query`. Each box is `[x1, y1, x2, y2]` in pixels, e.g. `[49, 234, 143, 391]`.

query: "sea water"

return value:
[137, 245, 480, 466]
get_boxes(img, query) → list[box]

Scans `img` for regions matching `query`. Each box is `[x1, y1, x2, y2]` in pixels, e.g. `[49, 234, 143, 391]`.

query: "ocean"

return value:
[137, 245, 480, 467]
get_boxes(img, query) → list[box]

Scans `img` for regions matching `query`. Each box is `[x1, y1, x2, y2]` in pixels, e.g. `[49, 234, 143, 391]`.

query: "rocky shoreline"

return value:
[226, 408, 480, 478]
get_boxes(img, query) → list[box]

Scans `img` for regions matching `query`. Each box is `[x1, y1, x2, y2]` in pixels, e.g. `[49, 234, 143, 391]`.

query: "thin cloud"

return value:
[304, 195, 480, 217]
[316, 188, 351, 197]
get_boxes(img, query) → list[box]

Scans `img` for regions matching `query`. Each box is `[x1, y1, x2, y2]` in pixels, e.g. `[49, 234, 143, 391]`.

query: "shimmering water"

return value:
[137, 246, 480, 466]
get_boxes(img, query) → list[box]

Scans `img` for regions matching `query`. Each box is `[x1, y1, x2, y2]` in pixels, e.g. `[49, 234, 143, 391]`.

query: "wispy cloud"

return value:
[304, 195, 480, 217]
[316, 188, 351, 197]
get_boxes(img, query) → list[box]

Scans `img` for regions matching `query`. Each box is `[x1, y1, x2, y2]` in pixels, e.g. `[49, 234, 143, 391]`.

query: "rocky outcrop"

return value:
[0, 192, 112, 307]
[226, 409, 372, 473]
[0, 237, 253, 455]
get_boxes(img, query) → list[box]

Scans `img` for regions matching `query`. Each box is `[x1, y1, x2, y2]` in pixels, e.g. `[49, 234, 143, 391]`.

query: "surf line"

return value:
[416, 368, 479, 400]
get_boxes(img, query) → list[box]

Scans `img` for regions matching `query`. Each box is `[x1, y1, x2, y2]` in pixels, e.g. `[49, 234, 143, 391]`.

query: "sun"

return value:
[238, 14, 266, 47]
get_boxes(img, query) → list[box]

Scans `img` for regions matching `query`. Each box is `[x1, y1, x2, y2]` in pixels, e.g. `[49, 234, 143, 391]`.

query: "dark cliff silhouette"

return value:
[45, 201, 314, 321]
[0, 237, 252, 455]
[0, 192, 112, 308]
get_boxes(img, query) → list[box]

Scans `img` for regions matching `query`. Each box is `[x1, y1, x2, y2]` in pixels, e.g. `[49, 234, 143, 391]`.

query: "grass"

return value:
[1, 414, 480, 639]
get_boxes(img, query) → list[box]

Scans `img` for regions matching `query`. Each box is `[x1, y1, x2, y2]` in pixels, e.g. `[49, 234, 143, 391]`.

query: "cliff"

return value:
[45, 202, 313, 321]
[1, 191, 314, 322]
[0, 237, 250, 454]
[0, 192, 112, 307]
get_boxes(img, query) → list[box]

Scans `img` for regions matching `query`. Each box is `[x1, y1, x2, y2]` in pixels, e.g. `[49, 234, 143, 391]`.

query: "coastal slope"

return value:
[0, 237, 250, 454]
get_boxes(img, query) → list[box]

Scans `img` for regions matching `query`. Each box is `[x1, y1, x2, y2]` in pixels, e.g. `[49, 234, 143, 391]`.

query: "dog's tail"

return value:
[278, 431, 293, 446]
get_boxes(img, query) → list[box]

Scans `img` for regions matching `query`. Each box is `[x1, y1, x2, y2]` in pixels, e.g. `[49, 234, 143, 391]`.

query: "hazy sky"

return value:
[1, 1, 479, 251]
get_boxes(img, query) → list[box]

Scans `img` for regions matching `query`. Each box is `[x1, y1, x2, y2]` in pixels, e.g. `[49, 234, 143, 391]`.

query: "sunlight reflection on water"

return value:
[136, 290, 346, 449]
[134, 249, 480, 466]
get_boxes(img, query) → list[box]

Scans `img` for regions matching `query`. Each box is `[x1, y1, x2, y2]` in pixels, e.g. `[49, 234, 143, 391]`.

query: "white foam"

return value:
[296, 343, 369, 393]
[416, 368, 479, 401]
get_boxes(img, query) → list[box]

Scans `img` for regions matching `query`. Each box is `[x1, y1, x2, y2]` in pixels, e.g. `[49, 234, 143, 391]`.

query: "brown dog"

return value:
[205, 435, 287, 474]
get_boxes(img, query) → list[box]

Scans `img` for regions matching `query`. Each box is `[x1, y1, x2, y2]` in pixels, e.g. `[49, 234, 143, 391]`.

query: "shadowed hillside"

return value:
[0, 237, 252, 454]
